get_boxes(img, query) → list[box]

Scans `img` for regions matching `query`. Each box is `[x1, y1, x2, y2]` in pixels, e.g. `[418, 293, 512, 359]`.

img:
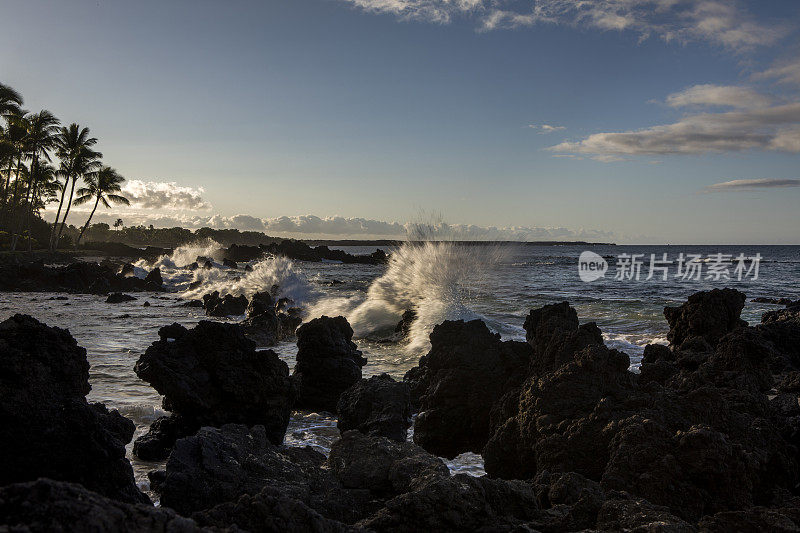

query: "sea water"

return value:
[2, 242, 799, 493]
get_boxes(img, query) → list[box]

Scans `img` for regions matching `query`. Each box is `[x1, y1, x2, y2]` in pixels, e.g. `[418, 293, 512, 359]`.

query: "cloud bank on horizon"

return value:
[56, 210, 619, 242]
[45, 180, 618, 241]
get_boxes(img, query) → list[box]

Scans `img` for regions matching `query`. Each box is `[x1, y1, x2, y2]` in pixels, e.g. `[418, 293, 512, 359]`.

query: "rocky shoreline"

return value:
[2, 289, 800, 531]
[0, 239, 387, 296]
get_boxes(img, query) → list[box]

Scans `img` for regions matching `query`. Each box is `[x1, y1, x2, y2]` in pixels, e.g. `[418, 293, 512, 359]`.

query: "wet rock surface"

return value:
[0, 314, 147, 504]
[292, 316, 367, 413]
[337, 374, 412, 442]
[201, 290, 248, 317]
[664, 287, 747, 350]
[241, 291, 302, 347]
[157, 424, 368, 523]
[327, 431, 450, 497]
[105, 292, 137, 303]
[132, 414, 200, 462]
[409, 319, 533, 458]
[143, 267, 163, 287]
[6, 287, 800, 531]
[480, 289, 800, 525]
[133, 321, 293, 458]
[0, 479, 200, 532]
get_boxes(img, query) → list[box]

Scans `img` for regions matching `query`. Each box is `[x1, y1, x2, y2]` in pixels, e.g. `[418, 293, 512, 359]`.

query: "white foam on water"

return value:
[180, 254, 316, 305]
[308, 240, 509, 355]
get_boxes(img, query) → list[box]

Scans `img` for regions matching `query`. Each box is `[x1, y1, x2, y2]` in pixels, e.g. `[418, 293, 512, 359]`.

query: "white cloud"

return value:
[591, 154, 627, 163]
[342, 0, 482, 24]
[123, 180, 211, 210]
[529, 124, 566, 134]
[49, 210, 617, 242]
[703, 178, 800, 192]
[665, 84, 772, 109]
[755, 56, 800, 87]
[549, 101, 800, 156]
[338, 0, 788, 51]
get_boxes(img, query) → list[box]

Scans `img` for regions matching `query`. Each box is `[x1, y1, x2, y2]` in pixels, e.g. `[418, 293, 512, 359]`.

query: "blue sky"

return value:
[1, 0, 799, 243]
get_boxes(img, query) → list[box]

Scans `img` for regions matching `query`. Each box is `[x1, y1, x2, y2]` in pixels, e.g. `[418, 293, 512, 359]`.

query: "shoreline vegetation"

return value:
[0, 82, 131, 254]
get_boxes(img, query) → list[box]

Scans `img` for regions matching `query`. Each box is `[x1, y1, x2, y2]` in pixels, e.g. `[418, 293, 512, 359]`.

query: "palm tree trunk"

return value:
[10, 153, 36, 252]
[75, 195, 100, 249]
[2, 151, 22, 229]
[49, 174, 70, 253]
[25, 178, 39, 252]
[55, 177, 77, 248]
[1, 157, 13, 206]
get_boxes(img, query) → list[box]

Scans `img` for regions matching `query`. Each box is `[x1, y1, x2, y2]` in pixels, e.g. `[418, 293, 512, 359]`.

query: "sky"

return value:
[1, 0, 799, 244]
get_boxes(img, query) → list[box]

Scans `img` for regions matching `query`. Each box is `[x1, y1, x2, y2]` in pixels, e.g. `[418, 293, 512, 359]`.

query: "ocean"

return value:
[2, 241, 798, 495]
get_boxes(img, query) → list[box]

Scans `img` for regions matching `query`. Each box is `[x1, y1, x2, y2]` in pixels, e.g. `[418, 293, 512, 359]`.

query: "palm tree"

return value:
[50, 123, 101, 252]
[0, 124, 13, 203]
[20, 161, 58, 250]
[114, 218, 123, 231]
[0, 83, 23, 118]
[74, 166, 129, 247]
[1, 110, 28, 220]
[10, 110, 59, 251]
[0, 84, 23, 199]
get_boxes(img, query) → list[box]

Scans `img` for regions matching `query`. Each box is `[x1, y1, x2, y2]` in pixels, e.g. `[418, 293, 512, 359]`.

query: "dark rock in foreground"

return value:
[479, 289, 800, 524]
[132, 414, 200, 462]
[0, 479, 200, 532]
[357, 473, 541, 532]
[664, 287, 747, 350]
[293, 316, 367, 413]
[524, 301, 604, 373]
[337, 374, 412, 442]
[328, 431, 449, 497]
[158, 424, 366, 523]
[410, 319, 532, 458]
[193, 489, 357, 533]
[0, 314, 147, 504]
[133, 321, 293, 458]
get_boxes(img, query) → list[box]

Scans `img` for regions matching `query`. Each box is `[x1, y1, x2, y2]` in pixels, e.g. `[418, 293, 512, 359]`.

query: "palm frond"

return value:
[106, 194, 130, 206]
[73, 194, 94, 206]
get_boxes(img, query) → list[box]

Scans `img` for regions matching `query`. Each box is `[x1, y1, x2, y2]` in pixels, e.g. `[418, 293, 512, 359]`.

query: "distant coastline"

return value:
[47, 221, 617, 251]
[303, 239, 617, 247]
